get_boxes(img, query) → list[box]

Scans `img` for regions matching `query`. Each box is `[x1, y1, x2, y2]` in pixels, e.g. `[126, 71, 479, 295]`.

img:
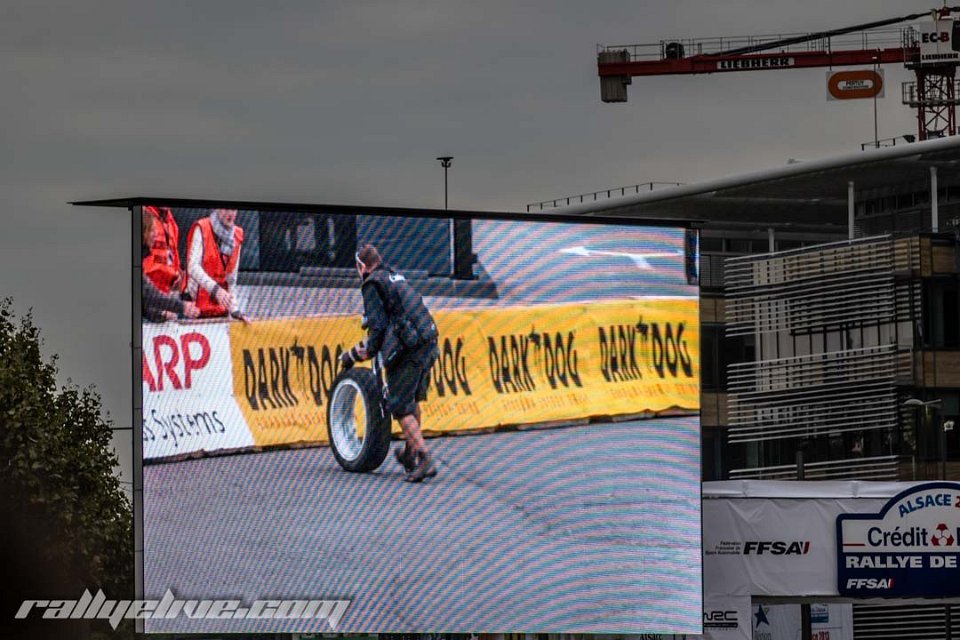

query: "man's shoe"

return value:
[394, 445, 416, 473]
[404, 450, 438, 483]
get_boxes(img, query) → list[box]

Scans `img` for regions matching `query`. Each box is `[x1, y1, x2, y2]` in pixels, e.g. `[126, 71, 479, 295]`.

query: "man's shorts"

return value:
[384, 339, 439, 419]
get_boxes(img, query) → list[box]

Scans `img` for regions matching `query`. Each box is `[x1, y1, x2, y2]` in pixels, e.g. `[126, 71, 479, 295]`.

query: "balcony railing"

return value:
[729, 454, 904, 481]
[524, 181, 682, 212]
[727, 344, 906, 443]
[725, 235, 917, 336]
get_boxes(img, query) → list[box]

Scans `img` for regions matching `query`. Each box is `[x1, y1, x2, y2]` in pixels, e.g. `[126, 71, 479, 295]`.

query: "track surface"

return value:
[144, 418, 701, 634]
[237, 220, 693, 318]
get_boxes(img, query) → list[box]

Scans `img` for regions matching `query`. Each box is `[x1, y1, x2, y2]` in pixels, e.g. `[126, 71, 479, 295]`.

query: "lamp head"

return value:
[904, 398, 943, 407]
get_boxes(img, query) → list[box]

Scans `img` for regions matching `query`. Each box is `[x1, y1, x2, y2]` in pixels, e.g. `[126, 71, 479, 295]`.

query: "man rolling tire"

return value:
[341, 244, 440, 482]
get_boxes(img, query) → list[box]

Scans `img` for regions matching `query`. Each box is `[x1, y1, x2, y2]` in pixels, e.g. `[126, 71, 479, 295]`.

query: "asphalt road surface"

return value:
[144, 417, 701, 634]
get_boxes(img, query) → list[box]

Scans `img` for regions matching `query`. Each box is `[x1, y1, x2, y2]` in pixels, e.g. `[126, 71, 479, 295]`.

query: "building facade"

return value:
[551, 135, 960, 639]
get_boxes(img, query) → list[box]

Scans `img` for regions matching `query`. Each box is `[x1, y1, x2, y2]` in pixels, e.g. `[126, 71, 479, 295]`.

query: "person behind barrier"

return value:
[186, 209, 244, 318]
[340, 244, 440, 482]
[142, 205, 184, 295]
[142, 211, 199, 322]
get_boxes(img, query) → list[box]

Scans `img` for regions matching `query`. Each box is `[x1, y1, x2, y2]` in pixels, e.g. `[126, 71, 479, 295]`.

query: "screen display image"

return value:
[139, 205, 702, 634]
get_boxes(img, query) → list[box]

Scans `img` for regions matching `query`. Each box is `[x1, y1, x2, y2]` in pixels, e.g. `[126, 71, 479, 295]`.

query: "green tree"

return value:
[0, 299, 132, 639]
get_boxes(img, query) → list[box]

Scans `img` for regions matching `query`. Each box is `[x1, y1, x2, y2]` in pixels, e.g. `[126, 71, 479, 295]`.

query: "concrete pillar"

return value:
[931, 165, 940, 233]
[848, 181, 855, 240]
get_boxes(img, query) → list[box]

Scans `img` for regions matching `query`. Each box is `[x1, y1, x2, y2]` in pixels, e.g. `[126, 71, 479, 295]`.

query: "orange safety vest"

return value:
[143, 206, 183, 294]
[187, 217, 244, 318]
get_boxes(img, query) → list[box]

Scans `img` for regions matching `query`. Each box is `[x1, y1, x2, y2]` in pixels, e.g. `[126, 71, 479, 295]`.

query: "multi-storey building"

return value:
[555, 135, 960, 485]
[549, 134, 960, 638]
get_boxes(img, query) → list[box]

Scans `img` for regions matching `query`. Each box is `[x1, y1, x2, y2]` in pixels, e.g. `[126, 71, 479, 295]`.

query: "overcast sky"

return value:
[0, 0, 929, 482]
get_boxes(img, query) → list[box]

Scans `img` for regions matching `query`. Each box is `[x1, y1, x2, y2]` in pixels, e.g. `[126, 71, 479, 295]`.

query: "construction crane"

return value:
[598, 8, 960, 140]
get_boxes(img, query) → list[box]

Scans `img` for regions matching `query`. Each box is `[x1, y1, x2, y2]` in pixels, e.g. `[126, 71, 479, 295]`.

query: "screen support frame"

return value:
[130, 205, 145, 634]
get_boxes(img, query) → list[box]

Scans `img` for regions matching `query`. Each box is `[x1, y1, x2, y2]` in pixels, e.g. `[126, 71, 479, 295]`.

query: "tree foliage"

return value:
[0, 299, 132, 636]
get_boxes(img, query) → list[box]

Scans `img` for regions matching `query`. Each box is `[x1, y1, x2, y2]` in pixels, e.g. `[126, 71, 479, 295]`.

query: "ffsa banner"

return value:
[702, 498, 846, 596]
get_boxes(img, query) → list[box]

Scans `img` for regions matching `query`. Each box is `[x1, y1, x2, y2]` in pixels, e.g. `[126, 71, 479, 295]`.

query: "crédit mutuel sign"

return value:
[837, 482, 960, 596]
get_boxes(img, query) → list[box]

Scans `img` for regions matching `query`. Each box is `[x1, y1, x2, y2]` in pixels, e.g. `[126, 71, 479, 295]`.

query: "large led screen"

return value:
[140, 205, 702, 634]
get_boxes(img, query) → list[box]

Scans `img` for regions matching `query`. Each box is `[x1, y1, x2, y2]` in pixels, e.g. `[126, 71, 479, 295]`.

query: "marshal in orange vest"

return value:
[143, 205, 184, 294]
[187, 217, 244, 318]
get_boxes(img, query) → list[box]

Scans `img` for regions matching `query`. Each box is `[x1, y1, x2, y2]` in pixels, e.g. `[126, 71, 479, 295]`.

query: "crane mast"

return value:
[599, 8, 960, 140]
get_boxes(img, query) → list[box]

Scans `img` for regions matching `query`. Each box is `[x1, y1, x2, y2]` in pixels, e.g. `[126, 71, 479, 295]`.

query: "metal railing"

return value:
[861, 134, 917, 151]
[724, 236, 916, 336]
[729, 454, 904, 481]
[598, 27, 907, 62]
[726, 345, 904, 443]
[525, 181, 683, 212]
[854, 602, 960, 639]
[723, 236, 920, 445]
[902, 78, 960, 107]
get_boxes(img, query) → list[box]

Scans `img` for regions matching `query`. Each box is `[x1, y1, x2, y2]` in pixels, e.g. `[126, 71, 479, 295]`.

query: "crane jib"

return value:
[598, 9, 960, 139]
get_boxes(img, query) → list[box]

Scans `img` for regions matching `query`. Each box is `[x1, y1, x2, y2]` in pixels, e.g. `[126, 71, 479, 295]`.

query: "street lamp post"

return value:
[904, 398, 947, 480]
[945, 420, 955, 480]
[436, 156, 453, 210]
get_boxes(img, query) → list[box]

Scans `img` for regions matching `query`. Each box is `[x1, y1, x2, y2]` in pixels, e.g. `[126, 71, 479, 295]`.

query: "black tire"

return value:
[327, 366, 392, 472]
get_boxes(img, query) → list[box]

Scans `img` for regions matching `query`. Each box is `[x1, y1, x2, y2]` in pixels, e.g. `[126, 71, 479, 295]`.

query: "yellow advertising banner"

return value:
[230, 298, 699, 447]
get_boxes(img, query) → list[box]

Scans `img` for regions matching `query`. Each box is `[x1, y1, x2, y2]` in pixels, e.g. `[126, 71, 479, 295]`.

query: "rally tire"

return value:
[327, 367, 391, 472]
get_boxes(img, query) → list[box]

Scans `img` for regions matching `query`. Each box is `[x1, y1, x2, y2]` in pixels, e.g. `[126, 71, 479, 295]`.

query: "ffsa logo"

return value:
[703, 610, 739, 629]
[743, 541, 811, 555]
[846, 578, 894, 590]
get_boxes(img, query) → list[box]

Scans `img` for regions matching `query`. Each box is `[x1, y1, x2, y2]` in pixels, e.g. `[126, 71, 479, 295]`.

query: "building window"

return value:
[923, 280, 960, 348]
[702, 326, 755, 391]
[702, 325, 719, 391]
[702, 426, 724, 481]
[775, 239, 803, 251]
[701, 237, 724, 252]
[725, 238, 768, 254]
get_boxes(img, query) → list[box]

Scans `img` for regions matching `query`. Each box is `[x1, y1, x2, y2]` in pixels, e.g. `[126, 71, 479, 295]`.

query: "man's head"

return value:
[214, 208, 238, 227]
[355, 244, 381, 279]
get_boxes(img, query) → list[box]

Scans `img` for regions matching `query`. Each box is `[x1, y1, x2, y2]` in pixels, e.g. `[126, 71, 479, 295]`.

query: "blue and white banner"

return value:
[837, 482, 960, 597]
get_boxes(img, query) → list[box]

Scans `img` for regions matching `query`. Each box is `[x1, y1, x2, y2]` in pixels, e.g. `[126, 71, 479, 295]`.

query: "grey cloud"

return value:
[0, 0, 932, 486]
